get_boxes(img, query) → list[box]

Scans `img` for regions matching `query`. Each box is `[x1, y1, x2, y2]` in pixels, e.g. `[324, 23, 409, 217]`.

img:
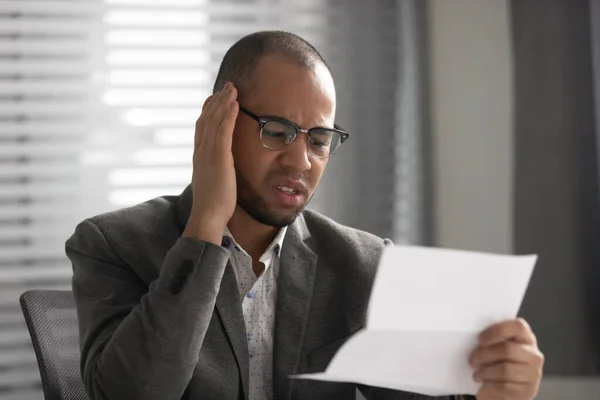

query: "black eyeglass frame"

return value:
[238, 106, 350, 158]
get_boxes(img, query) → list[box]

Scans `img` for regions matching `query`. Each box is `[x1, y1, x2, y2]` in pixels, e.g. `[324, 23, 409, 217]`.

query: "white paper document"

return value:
[292, 245, 537, 397]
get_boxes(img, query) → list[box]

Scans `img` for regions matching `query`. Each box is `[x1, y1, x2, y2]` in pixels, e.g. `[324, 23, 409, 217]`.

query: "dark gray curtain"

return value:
[393, 0, 432, 245]
[315, 0, 431, 245]
[511, 0, 600, 374]
[314, 0, 399, 239]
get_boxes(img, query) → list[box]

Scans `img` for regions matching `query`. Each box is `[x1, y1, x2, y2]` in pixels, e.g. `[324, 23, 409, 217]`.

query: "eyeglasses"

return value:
[238, 106, 350, 158]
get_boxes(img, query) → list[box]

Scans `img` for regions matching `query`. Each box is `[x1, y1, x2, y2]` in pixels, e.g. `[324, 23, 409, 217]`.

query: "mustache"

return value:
[266, 171, 310, 185]
[234, 166, 312, 192]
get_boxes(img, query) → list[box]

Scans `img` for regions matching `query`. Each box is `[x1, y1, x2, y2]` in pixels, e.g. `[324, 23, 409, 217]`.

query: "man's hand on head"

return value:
[183, 82, 239, 245]
[469, 318, 544, 400]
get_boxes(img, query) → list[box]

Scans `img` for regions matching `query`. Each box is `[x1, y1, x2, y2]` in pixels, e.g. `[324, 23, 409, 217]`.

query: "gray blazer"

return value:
[67, 186, 465, 400]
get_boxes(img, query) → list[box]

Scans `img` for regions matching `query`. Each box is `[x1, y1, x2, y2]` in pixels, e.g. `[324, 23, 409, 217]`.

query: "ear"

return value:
[202, 95, 214, 112]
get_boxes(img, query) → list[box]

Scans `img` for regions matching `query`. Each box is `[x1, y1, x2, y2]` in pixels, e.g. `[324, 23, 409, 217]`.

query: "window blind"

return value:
[0, 1, 408, 399]
[0, 0, 333, 398]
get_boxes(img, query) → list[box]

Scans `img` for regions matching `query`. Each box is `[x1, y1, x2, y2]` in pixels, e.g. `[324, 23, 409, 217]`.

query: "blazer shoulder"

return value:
[86, 194, 179, 236]
[67, 194, 181, 263]
[302, 209, 390, 247]
[301, 209, 391, 273]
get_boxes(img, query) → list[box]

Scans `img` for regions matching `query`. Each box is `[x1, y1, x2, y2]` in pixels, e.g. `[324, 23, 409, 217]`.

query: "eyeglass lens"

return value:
[260, 120, 341, 157]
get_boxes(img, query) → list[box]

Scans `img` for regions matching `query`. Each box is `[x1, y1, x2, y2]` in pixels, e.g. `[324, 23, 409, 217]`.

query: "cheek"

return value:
[308, 159, 328, 186]
[232, 144, 277, 183]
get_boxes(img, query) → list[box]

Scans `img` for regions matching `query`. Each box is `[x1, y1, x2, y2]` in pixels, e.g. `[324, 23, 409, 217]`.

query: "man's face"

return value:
[231, 55, 336, 228]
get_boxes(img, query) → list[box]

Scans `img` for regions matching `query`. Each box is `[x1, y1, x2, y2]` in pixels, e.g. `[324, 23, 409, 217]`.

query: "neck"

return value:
[227, 205, 279, 260]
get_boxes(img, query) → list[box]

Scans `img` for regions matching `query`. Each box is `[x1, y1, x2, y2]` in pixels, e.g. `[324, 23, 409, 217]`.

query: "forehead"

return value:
[242, 54, 336, 127]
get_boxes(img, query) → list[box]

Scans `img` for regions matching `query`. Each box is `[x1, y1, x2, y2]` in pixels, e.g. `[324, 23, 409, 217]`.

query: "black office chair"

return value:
[20, 290, 90, 400]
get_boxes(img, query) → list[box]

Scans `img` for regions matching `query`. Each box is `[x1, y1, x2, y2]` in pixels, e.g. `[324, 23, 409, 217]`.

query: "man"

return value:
[67, 31, 544, 400]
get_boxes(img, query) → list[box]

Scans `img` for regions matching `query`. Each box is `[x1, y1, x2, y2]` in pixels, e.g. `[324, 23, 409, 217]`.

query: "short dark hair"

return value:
[212, 31, 331, 99]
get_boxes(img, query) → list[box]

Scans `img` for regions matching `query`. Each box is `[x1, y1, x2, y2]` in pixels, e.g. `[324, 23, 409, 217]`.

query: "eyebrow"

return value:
[240, 106, 342, 131]
[264, 114, 336, 132]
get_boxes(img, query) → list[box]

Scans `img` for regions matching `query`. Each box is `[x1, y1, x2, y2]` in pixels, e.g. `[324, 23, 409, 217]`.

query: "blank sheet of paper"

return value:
[293, 245, 537, 397]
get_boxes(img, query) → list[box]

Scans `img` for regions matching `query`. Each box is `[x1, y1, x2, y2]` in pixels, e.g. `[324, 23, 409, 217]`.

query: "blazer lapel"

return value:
[273, 215, 318, 400]
[177, 186, 314, 400]
[216, 261, 249, 400]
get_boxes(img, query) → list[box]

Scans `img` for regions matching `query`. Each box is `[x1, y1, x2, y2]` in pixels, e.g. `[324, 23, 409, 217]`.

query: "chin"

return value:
[262, 210, 301, 228]
[248, 205, 304, 228]
[235, 179, 311, 228]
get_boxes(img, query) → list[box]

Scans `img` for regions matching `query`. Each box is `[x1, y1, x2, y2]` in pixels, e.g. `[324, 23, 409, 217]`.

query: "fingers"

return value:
[474, 362, 540, 384]
[195, 82, 238, 151]
[469, 319, 545, 400]
[470, 341, 540, 367]
[207, 83, 235, 127]
[476, 381, 538, 400]
[195, 95, 213, 149]
[217, 98, 239, 150]
[478, 318, 537, 346]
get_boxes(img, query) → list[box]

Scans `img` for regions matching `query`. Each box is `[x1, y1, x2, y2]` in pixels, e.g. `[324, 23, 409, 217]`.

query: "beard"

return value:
[235, 167, 311, 228]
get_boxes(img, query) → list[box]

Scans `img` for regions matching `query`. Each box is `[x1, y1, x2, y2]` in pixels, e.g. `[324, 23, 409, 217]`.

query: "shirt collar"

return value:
[222, 226, 287, 260]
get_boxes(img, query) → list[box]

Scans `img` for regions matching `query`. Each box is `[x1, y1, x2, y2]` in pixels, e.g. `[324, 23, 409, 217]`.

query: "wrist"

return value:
[182, 213, 228, 246]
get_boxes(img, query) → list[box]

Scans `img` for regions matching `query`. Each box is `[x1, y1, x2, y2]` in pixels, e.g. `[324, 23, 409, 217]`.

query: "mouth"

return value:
[276, 185, 301, 195]
[272, 185, 306, 207]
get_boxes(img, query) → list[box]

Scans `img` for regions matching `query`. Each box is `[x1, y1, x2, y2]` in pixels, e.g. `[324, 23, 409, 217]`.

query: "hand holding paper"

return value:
[293, 245, 537, 397]
[470, 318, 544, 400]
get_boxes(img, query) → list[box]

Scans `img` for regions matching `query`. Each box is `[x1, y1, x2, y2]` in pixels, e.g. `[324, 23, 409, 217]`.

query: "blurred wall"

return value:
[428, 0, 514, 255]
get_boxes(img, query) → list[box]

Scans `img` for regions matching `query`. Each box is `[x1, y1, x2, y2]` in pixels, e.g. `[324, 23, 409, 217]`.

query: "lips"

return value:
[271, 180, 308, 195]
[270, 179, 308, 207]
[276, 186, 300, 194]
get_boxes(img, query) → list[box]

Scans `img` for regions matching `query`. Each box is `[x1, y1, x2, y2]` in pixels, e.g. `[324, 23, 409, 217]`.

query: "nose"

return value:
[280, 132, 312, 173]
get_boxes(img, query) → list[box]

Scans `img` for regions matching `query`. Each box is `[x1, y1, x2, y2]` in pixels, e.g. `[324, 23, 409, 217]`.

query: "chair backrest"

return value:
[20, 290, 90, 400]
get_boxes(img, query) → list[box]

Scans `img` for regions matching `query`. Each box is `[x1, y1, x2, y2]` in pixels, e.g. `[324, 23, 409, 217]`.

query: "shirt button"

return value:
[221, 237, 231, 248]
[247, 291, 255, 298]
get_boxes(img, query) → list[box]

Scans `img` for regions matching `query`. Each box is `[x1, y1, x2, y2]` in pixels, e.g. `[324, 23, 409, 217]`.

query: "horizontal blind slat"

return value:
[0, 368, 41, 388]
[0, 122, 98, 136]
[0, 206, 85, 218]
[0, 61, 94, 74]
[0, 82, 93, 96]
[0, 0, 104, 14]
[0, 20, 97, 34]
[0, 40, 94, 55]
[0, 267, 73, 283]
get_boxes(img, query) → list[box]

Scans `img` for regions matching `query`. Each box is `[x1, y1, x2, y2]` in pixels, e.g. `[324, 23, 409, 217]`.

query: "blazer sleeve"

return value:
[66, 219, 230, 400]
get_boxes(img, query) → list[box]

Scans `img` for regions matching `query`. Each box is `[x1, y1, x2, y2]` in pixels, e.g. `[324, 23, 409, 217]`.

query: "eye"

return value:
[261, 120, 296, 148]
[309, 132, 333, 147]
[263, 128, 285, 138]
[263, 121, 291, 137]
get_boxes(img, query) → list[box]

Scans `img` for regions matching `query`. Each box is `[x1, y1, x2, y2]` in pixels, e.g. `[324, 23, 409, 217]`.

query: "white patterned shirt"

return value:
[221, 227, 287, 400]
